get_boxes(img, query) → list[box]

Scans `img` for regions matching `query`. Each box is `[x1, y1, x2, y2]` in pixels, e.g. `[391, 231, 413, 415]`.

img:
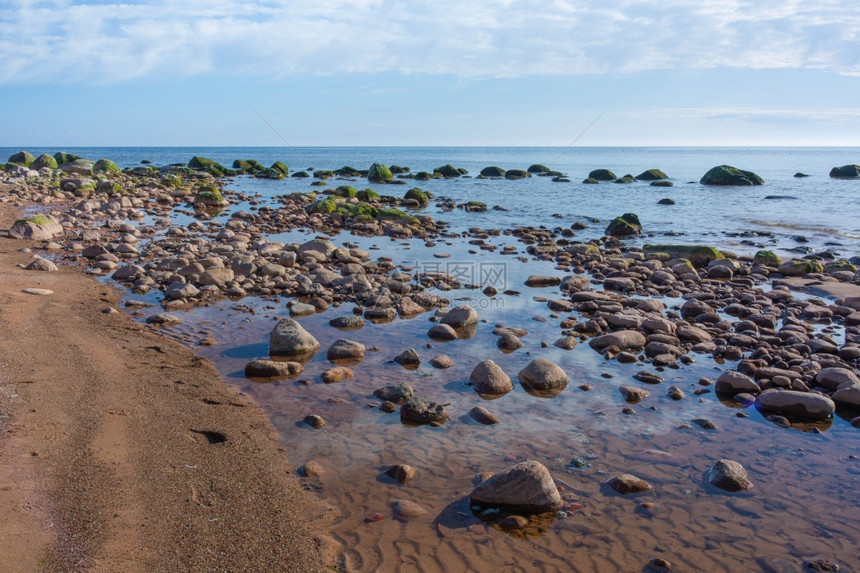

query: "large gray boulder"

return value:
[755, 390, 835, 420]
[469, 360, 513, 396]
[269, 318, 320, 357]
[9, 215, 64, 240]
[470, 461, 562, 513]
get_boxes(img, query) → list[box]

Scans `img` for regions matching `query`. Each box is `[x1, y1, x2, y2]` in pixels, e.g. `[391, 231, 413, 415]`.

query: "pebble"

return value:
[22, 288, 53, 295]
[303, 414, 326, 429]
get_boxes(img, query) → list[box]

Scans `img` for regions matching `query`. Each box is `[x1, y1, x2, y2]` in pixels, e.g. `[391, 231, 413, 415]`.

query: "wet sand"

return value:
[0, 203, 334, 572]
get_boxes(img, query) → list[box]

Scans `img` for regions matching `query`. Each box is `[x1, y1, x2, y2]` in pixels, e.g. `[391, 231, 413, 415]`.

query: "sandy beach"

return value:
[0, 202, 333, 572]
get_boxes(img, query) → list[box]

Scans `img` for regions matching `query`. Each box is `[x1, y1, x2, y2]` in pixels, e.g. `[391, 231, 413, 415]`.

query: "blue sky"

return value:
[1, 0, 859, 146]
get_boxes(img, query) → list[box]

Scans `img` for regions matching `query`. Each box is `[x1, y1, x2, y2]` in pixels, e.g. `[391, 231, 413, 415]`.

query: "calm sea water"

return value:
[4, 146, 859, 257]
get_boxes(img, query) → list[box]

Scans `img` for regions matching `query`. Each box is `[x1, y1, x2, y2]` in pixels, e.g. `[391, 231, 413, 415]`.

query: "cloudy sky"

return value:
[1, 0, 859, 146]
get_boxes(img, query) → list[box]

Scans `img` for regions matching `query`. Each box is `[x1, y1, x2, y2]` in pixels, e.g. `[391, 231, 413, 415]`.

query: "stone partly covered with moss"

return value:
[356, 188, 380, 202]
[588, 168, 616, 181]
[403, 187, 431, 206]
[93, 159, 121, 174]
[605, 213, 642, 236]
[568, 243, 601, 256]
[292, 171, 310, 178]
[778, 259, 824, 276]
[700, 165, 764, 186]
[651, 180, 673, 188]
[343, 203, 378, 218]
[480, 166, 506, 178]
[829, 164, 860, 179]
[53, 152, 80, 165]
[233, 159, 264, 173]
[306, 198, 338, 215]
[582, 177, 600, 184]
[59, 159, 95, 176]
[194, 185, 229, 207]
[505, 169, 531, 180]
[753, 250, 782, 267]
[614, 174, 636, 184]
[644, 244, 726, 267]
[459, 200, 488, 212]
[30, 154, 58, 170]
[414, 171, 434, 181]
[824, 261, 857, 273]
[8, 151, 35, 166]
[9, 214, 64, 240]
[368, 162, 393, 183]
[434, 164, 466, 178]
[335, 165, 362, 177]
[528, 164, 551, 174]
[188, 156, 228, 177]
[389, 165, 410, 174]
[269, 161, 289, 177]
[635, 168, 668, 181]
[334, 185, 358, 198]
[377, 207, 418, 224]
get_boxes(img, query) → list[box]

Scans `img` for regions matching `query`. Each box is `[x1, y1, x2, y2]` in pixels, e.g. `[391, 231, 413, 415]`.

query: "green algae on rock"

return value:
[643, 244, 726, 267]
[368, 162, 393, 183]
[829, 164, 860, 179]
[700, 165, 764, 186]
[605, 213, 642, 236]
[635, 168, 668, 181]
[588, 168, 616, 181]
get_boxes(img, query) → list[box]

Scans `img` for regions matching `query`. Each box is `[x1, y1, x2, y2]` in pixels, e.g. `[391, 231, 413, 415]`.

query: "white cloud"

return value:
[0, 0, 858, 84]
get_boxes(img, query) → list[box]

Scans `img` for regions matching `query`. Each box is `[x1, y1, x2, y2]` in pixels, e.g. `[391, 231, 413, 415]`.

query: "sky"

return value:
[1, 0, 859, 147]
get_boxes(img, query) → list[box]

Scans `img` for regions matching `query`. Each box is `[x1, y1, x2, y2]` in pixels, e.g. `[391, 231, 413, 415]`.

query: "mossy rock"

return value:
[605, 213, 642, 236]
[233, 159, 264, 173]
[346, 203, 378, 218]
[194, 186, 228, 206]
[480, 166, 506, 177]
[700, 165, 764, 186]
[588, 169, 616, 181]
[93, 159, 121, 174]
[314, 170, 334, 179]
[459, 200, 488, 212]
[368, 163, 393, 183]
[434, 164, 464, 178]
[60, 159, 94, 176]
[635, 168, 668, 181]
[643, 244, 725, 267]
[505, 169, 531, 180]
[829, 164, 860, 179]
[133, 166, 158, 176]
[188, 156, 228, 177]
[824, 261, 856, 273]
[31, 154, 58, 170]
[528, 164, 551, 174]
[306, 199, 338, 214]
[614, 174, 636, 184]
[53, 152, 81, 165]
[270, 161, 289, 176]
[753, 250, 782, 266]
[390, 165, 410, 174]
[651, 180, 674, 188]
[377, 207, 418, 224]
[159, 174, 182, 188]
[257, 168, 285, 179]
[292, 171, 310, 178]
[403, 187, 431, 206]
[568, 243, 601, 256]
[778, 259, 824, 276]
[9, 214, 63, 240]
[335, 165, 362, 177]
[334, 185, 358, 198]
[17, 214, 53, 226]
[582, 177, 600, 184]
[357, 188, 380, 202]
[8, 151, 35, 166]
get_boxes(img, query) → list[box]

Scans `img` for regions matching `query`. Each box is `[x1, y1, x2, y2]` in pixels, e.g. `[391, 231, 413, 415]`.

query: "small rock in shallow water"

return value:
[469, 406, 500, 425]
[385, 464, 416, 483]
[321, 366, 353, 383]
[303, 414, 326, 429]
[470, 460, 562, 513]
[606, 473, 653, 494]
[647, 557, 672, 571]
[392, 499, 428, 520]
[394, 348, 421, 366]
[401, 397, 448, 425]
[298, 461, 323, 477]
[470, 360, 513, 396]
[709, 459, 753, 492]
[620, 386, 649, 403]
[666, 386, 685, 400]
[430, 354, 453, 368]
[803, 558, 841, 572]
[500, 515, 529, 529]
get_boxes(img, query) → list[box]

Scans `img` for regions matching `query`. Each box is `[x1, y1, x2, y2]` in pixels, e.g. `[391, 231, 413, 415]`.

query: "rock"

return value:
[715, 371, 761, 394]
[496, 332, 523, 352]
[164, 282, 199, 300]
[469, 406, 500, 425]
[553, 336, 578, 350]
[589, 330, 646, 350]
[392, 500, 427, 520]
[22, 288, 53, 296]
[816, 367, 859, 391]
[368, 162, 393, 183]
[524, 275, 561, 287]
[9, 215, 63, 240]
[146, 313, 181, 325]
[666, 385, 685, 400]
[605, 213, 642, 236]
[517, 359, 568, 396]
[373, 383, 414, 404]
[753, 250, 782, 266]
[289, 302, 316, 317]
[500, 515, 529, 529]
[401, 397, 448, 425]
[430, 354, 453, 369]
[394, 348, 421, 366]
[619, 386, 649, 403]
[329, 315, 366, 330]
[269, 318, 320, 357]
[470, 360, 513, 396]
[8, 150, 35, 166]
[198, 268, 234, 287]
[829, 164, 860, 179]
[428, 323, 458, 340]
[709, 459, 753, 492]
[606, 474, 653, 494]
[298, 461, 323, 477]
[480, 166, 506, 177]
[635, 168, 668, 181]
[588, 169, 616, 181]
[385, 464, 416, 484]
[832, 386, 860, 408]
[244, 360, 303, 377]
[440, 305, 478, 328]
[303, 414, 325, 429]
[321, 366, 353, 383]
[803, 558, 842, 572]
[469, 461, 562, 513]
[634, 371, 664, 384]
[700, 165, 764, 186]
[505, 169, 531, 180]
[24, 258, 58, 272]
[755, 390, 835, 420]
[31, 154, 58, 170]
[326, 339, 366, 362]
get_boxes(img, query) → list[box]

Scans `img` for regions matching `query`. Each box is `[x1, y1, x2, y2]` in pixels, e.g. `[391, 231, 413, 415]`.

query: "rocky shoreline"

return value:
[2, 150, 859, 571]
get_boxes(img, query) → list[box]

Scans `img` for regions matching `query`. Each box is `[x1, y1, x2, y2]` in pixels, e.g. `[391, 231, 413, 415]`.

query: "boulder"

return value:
[24, 258, 58, 272]
[269, 318, 320, 357]
[30, 153, 58, 170]
[469, 461, 562, 513]
[755, 390, 835, 420]
[588, 168, 616, 181]
[504, 169, 531, 180]
[428, 323, 458, 340]
[589, 330, 646, 351]
[606, 474, 653, 494]
[700, 165, 764, 186]
[440, 305, 478, 328]
[368, 162, 393, 183]
[8, 150, 35, 166]
[59, 159, 95, 176]
[394, 348, 421, 366]
[480, 166, 506, 177]
[815, 367, 859, 391]
[244, 360, 303, 377]
[715, 370, 760, 394]
[635, 168, 668, 181]
[469, 360, 513, 396]
[433, 164, 464, 178]
[832, 386, 860, 408]
[708, 459, 753, 492]
[373, 383, 414, 404]
[400, 397, 448, 425]
[326, 339, 366, 362]
[469, 406, 500, 425]
[829, 164, 860, 179]
[9, 215, 64, 240]
[517, 359, 568, 396]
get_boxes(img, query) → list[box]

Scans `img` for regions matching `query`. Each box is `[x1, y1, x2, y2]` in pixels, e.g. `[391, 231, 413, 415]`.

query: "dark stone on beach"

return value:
[525, 275, 561, 287]
[715, 370, 760, 394]
[496, 333, 523, 352]
[700, 165, 764, 186]
[606, 473, 653, 494]
[620, 386, 649, 403]
[326, 339, 365, 362]
[803, 558, 841, 572]
[329, 315, 366, 329]
[394, 348, 421, 366]
[589, 330, 646, 350]
[440, 305, 478, 328]
[303, 414, 326, 429]
[657, 197, 675, 204]
[605, 213, 642, 236]
[755, 389, 835, 420]
[588, 169, 616, 181]
[244, 360, 303, 378]
[430, 354, 453, 369]
[517, 359, 568, 396]
[470, 461, 562, 513]
[794, 172, 810, 178]
[829, 164, 860, 179]
[709, 459, 753, 492]
[401, 397, 448, 425]
[480, 166, 506, 177]
[428, 323, 458, 340]
[374, 383, 414, 404]
[666, 385, 685, 400]
[636, 168, 668, 181]
[634, 371, 664, 384]
[434, 164, 465, 178]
